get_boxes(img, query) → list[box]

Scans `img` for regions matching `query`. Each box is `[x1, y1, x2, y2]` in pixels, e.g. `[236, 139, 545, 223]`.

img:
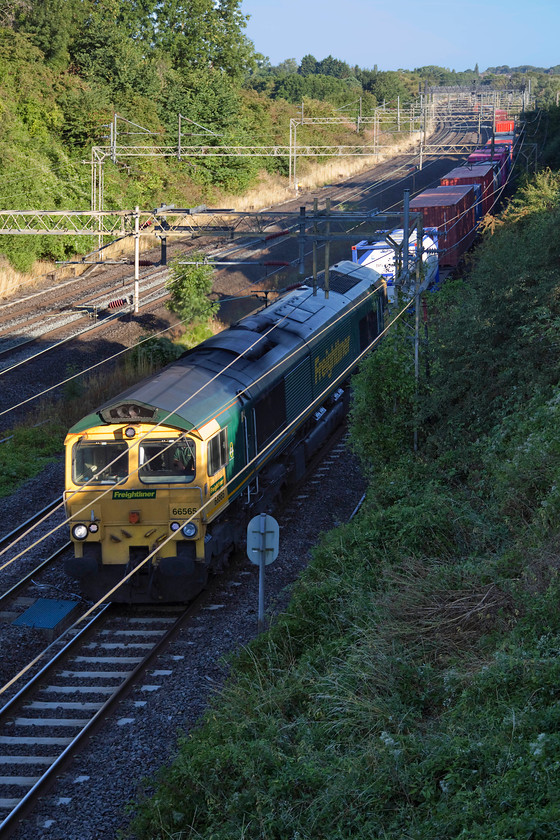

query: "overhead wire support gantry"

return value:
[1, 87, 533, 302]
[0, 203, 422, 312]
[89, 90, 530, 211]
[0, 209, 132, 237]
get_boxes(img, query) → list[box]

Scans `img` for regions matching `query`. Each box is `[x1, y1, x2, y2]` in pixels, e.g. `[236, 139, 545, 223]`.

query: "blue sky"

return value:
[240, 0, 557, 73]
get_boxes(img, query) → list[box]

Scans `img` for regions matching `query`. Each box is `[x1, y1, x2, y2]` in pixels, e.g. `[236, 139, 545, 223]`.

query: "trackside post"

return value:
[247, 514, 279, 632]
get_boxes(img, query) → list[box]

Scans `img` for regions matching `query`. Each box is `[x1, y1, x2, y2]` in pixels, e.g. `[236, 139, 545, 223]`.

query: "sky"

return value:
[240, 0, 558, 73]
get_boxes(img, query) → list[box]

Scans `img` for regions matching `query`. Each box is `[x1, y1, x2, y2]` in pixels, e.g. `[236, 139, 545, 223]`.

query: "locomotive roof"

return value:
[69, 261, 383, 437]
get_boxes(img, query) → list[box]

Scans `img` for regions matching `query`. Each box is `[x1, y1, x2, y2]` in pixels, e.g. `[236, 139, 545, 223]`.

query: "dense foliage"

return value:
[0, 0, 261, 269]
[128, 160, 560, 838]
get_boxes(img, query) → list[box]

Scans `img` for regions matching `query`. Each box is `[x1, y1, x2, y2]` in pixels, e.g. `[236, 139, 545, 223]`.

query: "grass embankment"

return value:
[128, 169, 560, 839]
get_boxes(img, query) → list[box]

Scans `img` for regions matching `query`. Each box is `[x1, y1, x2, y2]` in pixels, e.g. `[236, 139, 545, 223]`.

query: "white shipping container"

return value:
[351, 229, 439, 302]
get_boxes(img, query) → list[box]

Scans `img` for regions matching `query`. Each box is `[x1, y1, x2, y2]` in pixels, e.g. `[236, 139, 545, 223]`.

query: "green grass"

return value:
[127, 514, 560, 839]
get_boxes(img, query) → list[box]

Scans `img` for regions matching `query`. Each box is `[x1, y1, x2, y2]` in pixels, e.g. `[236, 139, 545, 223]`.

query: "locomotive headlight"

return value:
[181, 522, 197, 538]
[170, 521, 181, 532]
[88, 522, 99, 534]
[72, 524, 88, 541]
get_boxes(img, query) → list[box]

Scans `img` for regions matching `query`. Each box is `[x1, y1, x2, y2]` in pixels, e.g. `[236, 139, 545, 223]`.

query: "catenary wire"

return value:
[0, 125, 489, 558]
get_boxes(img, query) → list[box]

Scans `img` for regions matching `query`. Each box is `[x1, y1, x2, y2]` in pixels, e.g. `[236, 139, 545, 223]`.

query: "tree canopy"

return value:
[9, 0, 256, 78]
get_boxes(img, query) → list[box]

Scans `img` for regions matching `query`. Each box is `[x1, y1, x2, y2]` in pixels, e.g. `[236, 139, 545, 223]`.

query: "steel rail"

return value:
[0, 499, 62, 549]
[0, 604, 112, 836]
[0, 543, 71, 608]
[0, 606, 111, 716]
[0, 601, 197, 838]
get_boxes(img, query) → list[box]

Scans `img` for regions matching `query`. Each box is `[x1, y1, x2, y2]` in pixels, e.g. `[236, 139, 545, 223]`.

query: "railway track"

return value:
[0, 543, 70, 616]
[0, 496, 72, 635]
[0, 601, 194, 837]
[0, 499, 62, 554]
[0, 266, 170, 366]
[0, 123, 470, 374]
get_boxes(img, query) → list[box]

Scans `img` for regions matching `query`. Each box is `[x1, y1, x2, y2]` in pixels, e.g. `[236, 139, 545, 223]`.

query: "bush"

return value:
[165, 254, 220, 327]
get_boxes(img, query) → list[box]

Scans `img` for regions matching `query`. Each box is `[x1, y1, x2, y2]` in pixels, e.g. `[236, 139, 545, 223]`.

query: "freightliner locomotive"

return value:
[63, 260, 387, 602]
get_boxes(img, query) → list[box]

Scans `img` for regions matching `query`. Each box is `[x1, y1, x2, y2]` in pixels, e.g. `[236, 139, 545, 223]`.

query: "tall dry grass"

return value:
[0, 129, 424, 300]
[0, 255, 82, 300]
[233, 131, 423, 211]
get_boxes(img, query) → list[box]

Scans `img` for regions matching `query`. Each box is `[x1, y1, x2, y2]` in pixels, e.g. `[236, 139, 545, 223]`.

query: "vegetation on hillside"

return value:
[128, 161, 560, 837]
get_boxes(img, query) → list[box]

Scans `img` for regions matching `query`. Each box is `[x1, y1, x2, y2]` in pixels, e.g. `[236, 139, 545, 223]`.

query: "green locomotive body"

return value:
[63, 261, 386, 602]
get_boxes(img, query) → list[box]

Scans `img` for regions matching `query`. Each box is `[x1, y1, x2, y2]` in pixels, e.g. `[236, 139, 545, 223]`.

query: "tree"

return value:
[71, 21, 160, 99]
[149, 0, 255, 80]
[165, 254, 219, 328]
[0, 0, 31, 28]
[316, 55, 352, 79]
[299, 54, 318, 76]
[273, 57, 299, 76]
[12, 0, 84, 68]
[363, 70, 413, 104]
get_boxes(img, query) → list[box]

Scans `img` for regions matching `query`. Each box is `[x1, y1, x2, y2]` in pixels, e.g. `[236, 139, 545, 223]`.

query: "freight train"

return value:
[63, 261, 387, 603]
[410, 118, 518, 266]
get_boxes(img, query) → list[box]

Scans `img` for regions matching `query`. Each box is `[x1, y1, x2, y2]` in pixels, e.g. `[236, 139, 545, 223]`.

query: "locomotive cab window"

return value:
[207, 429, 228, 476]
[139, 438, 196, 484]
[73, 440, 129, 485]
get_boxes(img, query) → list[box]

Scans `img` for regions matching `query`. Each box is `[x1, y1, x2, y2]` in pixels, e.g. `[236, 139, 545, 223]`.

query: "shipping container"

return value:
[440, 163, 496, 217]
[495, 120, 515, 133]
[351, 228, 439, 302]
[467, 147, 509, 187]
[486, 134, 514, 149]
[410, 186, 476, 267]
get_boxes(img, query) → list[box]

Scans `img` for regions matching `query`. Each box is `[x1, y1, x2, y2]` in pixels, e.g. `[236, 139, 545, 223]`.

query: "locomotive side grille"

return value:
[285, 358, 313, 423]
[254, 380, 287, 447]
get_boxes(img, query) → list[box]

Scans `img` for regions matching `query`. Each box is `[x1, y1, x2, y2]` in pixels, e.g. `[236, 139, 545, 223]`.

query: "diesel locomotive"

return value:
[63, 260, 387, 603]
